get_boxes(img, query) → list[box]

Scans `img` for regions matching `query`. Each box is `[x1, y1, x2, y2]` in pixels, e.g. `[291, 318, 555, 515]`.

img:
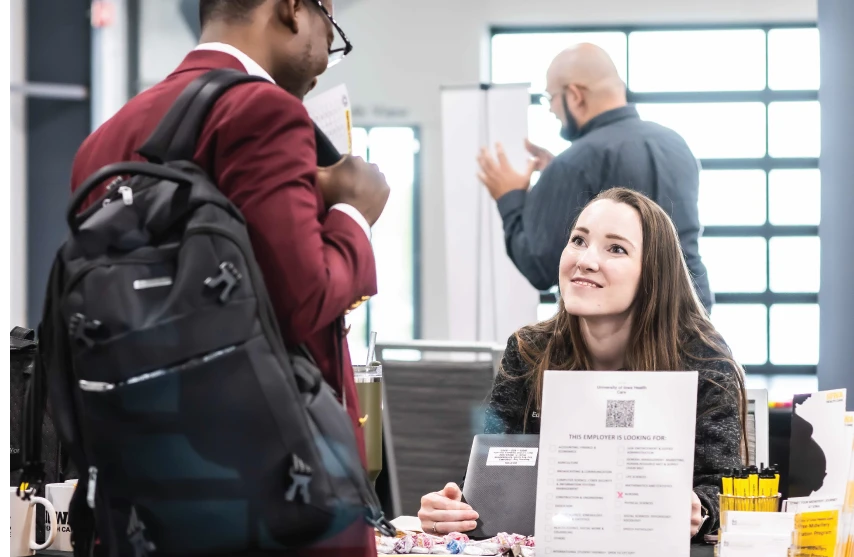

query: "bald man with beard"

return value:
[477, 43, 713, 311]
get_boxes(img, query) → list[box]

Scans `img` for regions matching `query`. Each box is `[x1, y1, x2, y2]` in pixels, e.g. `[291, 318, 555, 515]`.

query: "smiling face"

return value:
[558, 199, 643, 317]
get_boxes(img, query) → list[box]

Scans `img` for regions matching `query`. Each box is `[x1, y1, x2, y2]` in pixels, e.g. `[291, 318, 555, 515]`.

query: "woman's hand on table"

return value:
[418, 483, 479, 535]
[690, 491, 705, 537]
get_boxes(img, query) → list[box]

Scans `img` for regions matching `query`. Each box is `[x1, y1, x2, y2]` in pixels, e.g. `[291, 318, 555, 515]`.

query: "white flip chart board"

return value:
[440, 84, 540, 344]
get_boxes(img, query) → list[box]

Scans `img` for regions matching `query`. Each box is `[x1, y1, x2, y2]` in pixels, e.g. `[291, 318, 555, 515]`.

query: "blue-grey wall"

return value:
[26, 0, 91, 327]
[818, 0, 854, 409]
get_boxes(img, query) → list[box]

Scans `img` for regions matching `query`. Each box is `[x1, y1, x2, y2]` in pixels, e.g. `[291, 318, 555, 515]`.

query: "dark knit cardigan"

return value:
[482, 333, 744, 540]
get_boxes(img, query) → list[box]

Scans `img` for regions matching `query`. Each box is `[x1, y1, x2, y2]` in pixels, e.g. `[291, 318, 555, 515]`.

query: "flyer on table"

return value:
[788, 389, 848, 503]
[535, 370, 699, 557]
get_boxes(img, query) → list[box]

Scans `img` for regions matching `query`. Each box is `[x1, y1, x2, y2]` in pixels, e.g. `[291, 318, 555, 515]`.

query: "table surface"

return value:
[40, 544, 716, 556]
[378, 547, 715, 557]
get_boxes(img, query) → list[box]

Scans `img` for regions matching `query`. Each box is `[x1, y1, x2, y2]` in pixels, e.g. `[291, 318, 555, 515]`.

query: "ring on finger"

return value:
[431, 521, 440, 535]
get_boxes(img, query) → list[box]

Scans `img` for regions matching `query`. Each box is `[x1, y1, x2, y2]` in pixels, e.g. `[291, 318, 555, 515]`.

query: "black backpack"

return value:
[11, 327, 78, 546]
[18, 68, 396, 557]
[11, 327, 57, 486]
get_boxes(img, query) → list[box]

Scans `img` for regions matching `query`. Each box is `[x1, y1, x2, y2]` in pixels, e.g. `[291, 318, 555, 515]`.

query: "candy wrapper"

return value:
[497, 543, 535, 557]
[497, 533, 529, 549]
[446, 539, 466, 554]
[475, 542, 500, 554]
[378, 528, 533, 556]
[408, 532, 435, 554]
[494, 533, 512, 550]
[395, 534, 415, 554]
[444, 532, 470, 544]
[377, 539, 395, 552]
[413, 533, 435, 550]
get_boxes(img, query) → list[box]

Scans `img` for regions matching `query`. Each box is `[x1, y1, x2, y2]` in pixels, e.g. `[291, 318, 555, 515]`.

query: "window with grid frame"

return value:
[491, 24, 820, 387]
[345, 126, 422, 365]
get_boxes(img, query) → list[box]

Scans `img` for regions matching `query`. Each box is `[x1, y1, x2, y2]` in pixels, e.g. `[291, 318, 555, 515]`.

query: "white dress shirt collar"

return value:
[193, 42, 275, 84]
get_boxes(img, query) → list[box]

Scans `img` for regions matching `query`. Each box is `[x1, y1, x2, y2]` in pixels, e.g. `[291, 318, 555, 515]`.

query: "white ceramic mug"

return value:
[45, 483, 76, 552]
[10, 487, 57, 556]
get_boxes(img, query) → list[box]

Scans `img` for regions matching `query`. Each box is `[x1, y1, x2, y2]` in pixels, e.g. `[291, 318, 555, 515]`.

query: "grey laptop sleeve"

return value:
[461, 434, 540, 538]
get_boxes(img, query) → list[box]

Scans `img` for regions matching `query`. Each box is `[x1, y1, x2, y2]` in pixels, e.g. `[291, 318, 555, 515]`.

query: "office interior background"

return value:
[9, 0, 854, 407]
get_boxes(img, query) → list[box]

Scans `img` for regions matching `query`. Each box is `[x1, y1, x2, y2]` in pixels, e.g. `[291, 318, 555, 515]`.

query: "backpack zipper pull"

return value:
[87, 466, 98, 509]
[69, 313, 103, 348]
[118, 185, 134, 206]
[102, 177, 125, 207]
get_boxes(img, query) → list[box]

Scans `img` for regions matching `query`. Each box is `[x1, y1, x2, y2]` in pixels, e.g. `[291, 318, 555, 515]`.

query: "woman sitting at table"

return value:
[418, 187, 748, 541]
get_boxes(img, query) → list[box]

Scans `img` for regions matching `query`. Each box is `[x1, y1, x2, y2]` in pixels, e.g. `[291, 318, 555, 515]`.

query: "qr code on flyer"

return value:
[606, 400, 635, 428]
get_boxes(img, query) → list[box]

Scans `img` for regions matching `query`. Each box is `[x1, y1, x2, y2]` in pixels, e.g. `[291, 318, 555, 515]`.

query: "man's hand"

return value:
[690, 491, 706, 537]
[524, 138, 555, 171]
[476, 143, 536, 201]
[317, 155, 390, 226]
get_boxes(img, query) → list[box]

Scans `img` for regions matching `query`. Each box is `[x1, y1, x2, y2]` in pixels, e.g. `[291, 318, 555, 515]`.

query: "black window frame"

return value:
[490, 22, 819, 377]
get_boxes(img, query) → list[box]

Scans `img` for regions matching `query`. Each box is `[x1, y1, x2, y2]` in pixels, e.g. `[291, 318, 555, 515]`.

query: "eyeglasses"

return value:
[541, 84, 592, 106]
[312, 0, 353, 68]
[541, 86, 569, 105]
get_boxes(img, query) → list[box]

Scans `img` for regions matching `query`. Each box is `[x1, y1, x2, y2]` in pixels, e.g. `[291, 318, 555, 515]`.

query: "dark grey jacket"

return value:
[483, 333, 744, 540]
[497, 105, 713, 310]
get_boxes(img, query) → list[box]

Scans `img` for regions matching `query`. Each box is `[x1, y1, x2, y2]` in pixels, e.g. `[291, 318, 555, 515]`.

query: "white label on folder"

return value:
[486, 447, 538, 466]
[785, 495, 843, 512]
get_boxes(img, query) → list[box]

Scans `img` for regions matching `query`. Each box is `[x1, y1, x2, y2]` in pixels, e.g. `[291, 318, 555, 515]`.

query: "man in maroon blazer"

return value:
[70, 0, 389, 554]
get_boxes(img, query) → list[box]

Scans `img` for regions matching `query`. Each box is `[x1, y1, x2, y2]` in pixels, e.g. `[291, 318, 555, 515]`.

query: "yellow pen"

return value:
[720, 468, 734, 512]
[770, 464, 780, 496]
[759, 468, 774, 497]
[722, 468, 734, 496]
[759, 468, 776, 511]
[741, 469, 751, 511]
[733, 469, 746, 510]
[747, 465, 759, 498]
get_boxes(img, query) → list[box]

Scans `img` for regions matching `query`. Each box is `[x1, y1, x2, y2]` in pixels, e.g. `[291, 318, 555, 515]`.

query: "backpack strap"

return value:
[11, 327, 36, 473]
[137, 68, 270, 164]
[137, 68, 340, 376]
[18, 257, 65, 497]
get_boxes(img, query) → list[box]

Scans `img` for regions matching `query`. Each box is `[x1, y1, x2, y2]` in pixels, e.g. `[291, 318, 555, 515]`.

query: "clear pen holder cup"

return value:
[353, 364, 383, 484]
[719, 493, 782, 514]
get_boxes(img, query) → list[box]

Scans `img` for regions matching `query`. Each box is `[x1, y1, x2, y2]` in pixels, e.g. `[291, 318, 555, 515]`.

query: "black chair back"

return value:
[381, 357, 495, 516]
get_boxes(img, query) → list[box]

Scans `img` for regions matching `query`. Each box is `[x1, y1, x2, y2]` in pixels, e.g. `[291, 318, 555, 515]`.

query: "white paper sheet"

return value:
[746, 388, 769, 468]
[789, 388, 848, 504]
[535, 370, 698, 557]
[304, 84, 353, 155]
[389, 515, 424, 533]
[722, 510, 795, 534]
[718, 531, 795, 557]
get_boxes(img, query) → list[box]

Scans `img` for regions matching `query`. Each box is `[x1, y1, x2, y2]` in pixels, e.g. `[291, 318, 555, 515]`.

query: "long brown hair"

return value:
[512, 187, 749, 462]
